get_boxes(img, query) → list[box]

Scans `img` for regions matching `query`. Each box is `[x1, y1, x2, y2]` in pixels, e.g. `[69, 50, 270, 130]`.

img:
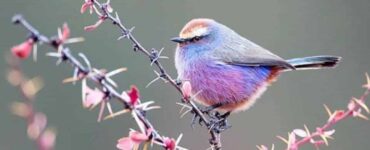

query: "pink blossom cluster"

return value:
[10, 11, 185, 150]
[10, 0, 370, 149]
[7, 58, 56, 150]
[258, 74, 370, 150]
[77, 0, 221, 149]
[11, 23, 83, 60]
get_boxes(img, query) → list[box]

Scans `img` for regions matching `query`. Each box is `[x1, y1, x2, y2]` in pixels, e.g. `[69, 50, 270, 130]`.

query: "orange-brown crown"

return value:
[179, 18, 214, 39]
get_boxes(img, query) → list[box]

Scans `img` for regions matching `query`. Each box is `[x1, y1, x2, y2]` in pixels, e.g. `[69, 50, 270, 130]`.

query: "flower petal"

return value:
[324, 129, 335, 136]
[292, 129, 307, 138]
[117, 137, 134, 150]
[328, 110, 345, 122]
[39, 128, 57, 150]
[130, 131, 149, 144]
[163, 137, 176, 150]
[181, 81, 192, 99]
[128, 85, 139, 105]
[11, 39, 34, 59]
[82, 80, 105, 109]
[84, 88, 105, 108]
[84, 18, 104, 32]
[80, 2, 93, 14]
[61, 23, 70, 41]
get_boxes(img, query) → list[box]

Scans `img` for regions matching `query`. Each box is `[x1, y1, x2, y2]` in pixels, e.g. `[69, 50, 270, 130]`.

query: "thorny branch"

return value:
[82, 0, 224, 149]
[10, 0, 370, 149]
[11, 14, 185, 150]
[257, 74, 370, 150]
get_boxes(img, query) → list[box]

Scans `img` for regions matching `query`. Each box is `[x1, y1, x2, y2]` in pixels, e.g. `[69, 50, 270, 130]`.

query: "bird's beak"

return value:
[171, 37, 185, 43]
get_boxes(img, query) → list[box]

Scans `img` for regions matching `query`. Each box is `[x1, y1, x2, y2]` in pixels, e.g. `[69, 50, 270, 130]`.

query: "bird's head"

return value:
[172, 18, 226, 53]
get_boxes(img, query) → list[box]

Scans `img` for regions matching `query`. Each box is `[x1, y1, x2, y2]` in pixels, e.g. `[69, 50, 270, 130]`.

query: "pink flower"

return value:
[55, 23, 84, 46]
[60, 23, 70, 42]
[82, 80, 105, 108]
[163, 137, 176, 150]
[347, 100, 356, 110]
[38, 129, 56, 150]
[80, 0, 94, 14]
[328, 110, 345, 122]
[27, 113, 47, 139]
[11, 38, 34, 59]
[117, 130, 150, 150]
[288, 132, 297, 150]
[10, 102, 32, 118]
[84, 17, 105, 32]
[181, 81, 192, 99]
[117, 137, 134, 150]
[128, 85, 140, 105]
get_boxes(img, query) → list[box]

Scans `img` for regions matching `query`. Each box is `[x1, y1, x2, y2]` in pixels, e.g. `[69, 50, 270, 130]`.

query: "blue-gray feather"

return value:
[210, 21, 295, 70]
[286, 55, 341, 71]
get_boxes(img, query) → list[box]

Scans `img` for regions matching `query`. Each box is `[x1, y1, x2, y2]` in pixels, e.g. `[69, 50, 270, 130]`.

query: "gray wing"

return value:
[214, 36, 295, 70]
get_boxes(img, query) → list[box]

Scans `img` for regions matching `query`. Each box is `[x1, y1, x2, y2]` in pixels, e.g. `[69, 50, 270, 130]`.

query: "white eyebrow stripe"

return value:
[192, 27, 208, 37]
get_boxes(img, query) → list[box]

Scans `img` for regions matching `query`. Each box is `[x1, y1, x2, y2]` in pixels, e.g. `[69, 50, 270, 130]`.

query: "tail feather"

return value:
[286, 55, 341, 71]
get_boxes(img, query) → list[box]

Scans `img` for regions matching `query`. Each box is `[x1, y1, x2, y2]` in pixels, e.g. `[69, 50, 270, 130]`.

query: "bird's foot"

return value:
[189, 104, 222, 127]
[190, 112, 202, 128]
[200, 103, 223, 114]
[189, 104, 231, 133]
[207, 111, 231, 133]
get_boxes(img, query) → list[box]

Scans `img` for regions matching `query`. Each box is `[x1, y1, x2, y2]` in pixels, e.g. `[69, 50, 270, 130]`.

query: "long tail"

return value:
[286, 55, 341, 71]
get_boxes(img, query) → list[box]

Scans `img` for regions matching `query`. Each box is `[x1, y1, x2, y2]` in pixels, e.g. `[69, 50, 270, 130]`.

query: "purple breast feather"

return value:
[183, 59, 274, 107]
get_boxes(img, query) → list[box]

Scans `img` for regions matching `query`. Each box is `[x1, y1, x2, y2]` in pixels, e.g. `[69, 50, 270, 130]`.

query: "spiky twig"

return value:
[82, 0, 223, 149]
[258, 75, 370, 150]
[11, 14, 185, 150]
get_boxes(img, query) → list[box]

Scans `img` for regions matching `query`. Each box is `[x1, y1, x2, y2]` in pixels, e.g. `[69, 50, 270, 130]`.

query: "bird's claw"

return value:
[208, 118, 232, 133]
[207, 112, 231, 133]
[200, 103, 223, 115]
[190, 108, 206, 128]
[189, 106, 231, 133]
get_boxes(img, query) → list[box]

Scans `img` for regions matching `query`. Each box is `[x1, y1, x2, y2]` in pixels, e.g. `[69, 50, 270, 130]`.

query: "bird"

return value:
[172, 18, 340, 116]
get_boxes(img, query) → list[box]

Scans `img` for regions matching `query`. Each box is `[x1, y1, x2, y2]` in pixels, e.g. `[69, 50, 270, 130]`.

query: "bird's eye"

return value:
[192, 36, 201, 42]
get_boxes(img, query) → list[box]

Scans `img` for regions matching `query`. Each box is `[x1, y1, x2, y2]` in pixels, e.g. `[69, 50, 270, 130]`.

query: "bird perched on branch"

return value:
[172, 18, 340, 117]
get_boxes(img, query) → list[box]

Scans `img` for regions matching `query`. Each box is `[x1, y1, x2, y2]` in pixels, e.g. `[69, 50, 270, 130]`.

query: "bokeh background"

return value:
[1, 0, 370, 149]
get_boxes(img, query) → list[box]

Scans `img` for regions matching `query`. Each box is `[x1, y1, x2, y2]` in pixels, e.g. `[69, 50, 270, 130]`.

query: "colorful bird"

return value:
[172, 18, 340, 115]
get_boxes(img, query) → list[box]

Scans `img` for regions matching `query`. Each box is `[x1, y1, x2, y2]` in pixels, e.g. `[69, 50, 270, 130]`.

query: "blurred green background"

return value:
[1, 0, 370, 149]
